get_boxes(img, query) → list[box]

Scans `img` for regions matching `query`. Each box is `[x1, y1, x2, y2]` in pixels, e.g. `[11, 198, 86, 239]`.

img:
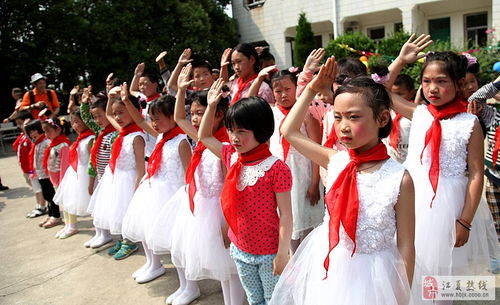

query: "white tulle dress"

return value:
[270, 107, 325, 240]
[90, 131, 144, 234]
[121, 134, 188, 243]
[169, 147, 239, 281]
[54, 135, 94, 216]
[404, 105, 497, 303]
[269, 151, 412, 305]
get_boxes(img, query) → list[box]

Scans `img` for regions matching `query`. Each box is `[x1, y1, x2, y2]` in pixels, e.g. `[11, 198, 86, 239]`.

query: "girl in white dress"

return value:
[269, 57, 416, 305]
[120, 84, 192, 285]
[390, 37, 491, 304]
[53, 109, 95, 239]
[249, 67, 324, 252]
[164, 64, 244, 305]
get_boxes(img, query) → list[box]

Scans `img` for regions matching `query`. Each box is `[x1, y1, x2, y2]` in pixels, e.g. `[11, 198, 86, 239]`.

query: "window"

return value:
[465, 12, 488, 47]
[368, 27, 385, 41]
[246, 0, 265, 9]
[429, 17, 450, 42]
[394, 22, 403, 33]
[314, 35, 323, 48]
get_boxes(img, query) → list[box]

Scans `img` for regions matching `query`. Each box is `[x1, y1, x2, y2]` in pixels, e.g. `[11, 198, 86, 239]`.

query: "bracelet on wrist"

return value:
[456, 219, 471, 231]
[458, 218, 472, 227]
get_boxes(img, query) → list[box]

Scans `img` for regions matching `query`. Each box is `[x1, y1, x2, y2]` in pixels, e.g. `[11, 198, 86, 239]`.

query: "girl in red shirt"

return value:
[199, 78, 292, 305]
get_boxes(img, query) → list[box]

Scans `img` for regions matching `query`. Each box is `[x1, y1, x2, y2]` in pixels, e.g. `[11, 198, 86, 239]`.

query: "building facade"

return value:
[232, 0, 500, 68]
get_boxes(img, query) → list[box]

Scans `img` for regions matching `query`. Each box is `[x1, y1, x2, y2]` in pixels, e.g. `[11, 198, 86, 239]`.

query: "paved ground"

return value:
[0, 149, 499, 305]
[0, 154, 223, 305]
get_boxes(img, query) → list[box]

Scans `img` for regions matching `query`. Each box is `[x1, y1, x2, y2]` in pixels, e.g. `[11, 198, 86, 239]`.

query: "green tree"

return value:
[294, 12, 315, 67]
[325, 32, 375, 59]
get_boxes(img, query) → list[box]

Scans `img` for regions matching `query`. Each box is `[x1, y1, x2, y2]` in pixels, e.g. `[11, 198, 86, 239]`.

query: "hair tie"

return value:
[462, 53, 478, 68]
[371, 73, 390, 84]
[424, 51, 435, 63]
[288, 66, 299, 74]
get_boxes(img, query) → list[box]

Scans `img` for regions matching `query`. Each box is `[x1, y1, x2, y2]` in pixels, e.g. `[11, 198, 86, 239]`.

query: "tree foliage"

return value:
[325, 32, 375, 59]
[0, 0, 238, 117]
[293, 12, 315, 67]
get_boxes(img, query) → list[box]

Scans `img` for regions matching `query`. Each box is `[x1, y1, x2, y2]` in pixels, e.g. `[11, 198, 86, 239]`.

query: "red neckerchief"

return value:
[491, 126, 500, 166]
[421, 99, 466, 207]
[43, 134, 71, 174]
[231, 73, 258, 105]
[146, 93, 161, 103]
[91, 124, 116, 168]
[324, 124, 338, 148]
[109, 123, 143, 173]
[323, 142, 389, 279]
[390, 113, 402, 150]
[146, 126, 185, 179]
[13, 133, 24, 152]
[277, 105, 292, 161]
[221, 143, 272, 238]
[186, 127, 229, 214]
[69, 129, 95, 171]
[29, 134, 46, 173]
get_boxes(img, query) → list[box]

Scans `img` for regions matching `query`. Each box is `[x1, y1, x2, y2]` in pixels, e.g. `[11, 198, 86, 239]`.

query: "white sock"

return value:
[166, 268, 187, 304]
[229, 274, 245, 305]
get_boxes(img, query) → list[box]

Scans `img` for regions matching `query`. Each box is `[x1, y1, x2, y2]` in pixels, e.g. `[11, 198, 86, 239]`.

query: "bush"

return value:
[376, 31, 410, 57]
[325, 32, 375, 59]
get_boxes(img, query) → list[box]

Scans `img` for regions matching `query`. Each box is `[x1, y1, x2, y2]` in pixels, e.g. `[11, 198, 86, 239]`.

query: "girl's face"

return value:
[150, 111, 175, 134]
[111, 102, 133, 128]
[273, 78, 297, 108]
[231, 51, 256, 80]
[70, 115, 88, 134]
[317, 88, 334, 105]
[422, 62, 460, 106]
[42, 124, 61, 140]
[228, 126, 260, 154]
[139, 76, 158, 98]
[193, 67, 214, 90]
[90, 107, 110, 129]
[333, 92, 388, 152]
[28, 130, 42, 141]
[190, 101, 207, 130]
[463, 72, 479, 99]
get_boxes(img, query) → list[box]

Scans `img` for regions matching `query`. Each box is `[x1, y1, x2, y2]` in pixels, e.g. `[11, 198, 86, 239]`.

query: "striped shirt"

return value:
[470, 82, 500, 171]
[96, 132, 116, 179]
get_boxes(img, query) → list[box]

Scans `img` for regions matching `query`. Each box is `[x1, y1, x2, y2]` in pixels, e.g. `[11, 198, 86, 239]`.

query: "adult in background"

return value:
[3, 88, 24, 123]
[19, 73, 60, 119]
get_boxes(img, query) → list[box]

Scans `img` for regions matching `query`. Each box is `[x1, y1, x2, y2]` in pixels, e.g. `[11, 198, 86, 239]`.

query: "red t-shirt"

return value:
[222, 144, 292, 255]
[13, 133, 32, 174]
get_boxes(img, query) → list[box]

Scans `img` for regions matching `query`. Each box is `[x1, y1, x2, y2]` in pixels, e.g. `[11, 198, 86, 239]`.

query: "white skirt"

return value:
[53, 165, 92, 216]
[122, 175, 182, 243]
[269, 223, 411, 305]
[90, 166, 137, 234]
[146, 186, 185, 254]
[171, 192, 238, 281]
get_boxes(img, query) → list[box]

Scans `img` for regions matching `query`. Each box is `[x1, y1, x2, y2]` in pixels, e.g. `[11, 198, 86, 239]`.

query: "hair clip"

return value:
[423, 51, 435, 63]
[462, 53, 478, 68]
[288, 66, 299, 74]
[371, 73, 390, 84]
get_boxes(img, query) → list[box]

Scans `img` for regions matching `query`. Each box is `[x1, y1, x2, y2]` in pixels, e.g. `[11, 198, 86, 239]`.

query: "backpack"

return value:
[29, 89, 54, 105]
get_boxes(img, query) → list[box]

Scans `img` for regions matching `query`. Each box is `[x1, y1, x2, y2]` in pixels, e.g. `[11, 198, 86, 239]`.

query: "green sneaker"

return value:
[113, 243, 138, 260]
[107, 240, 122, 256]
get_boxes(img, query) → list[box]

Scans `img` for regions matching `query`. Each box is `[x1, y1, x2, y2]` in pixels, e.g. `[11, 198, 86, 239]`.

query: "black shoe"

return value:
[0, 185, 9, 191]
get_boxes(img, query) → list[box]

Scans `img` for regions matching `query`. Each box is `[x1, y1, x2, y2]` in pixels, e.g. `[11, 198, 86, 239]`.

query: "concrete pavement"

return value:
[0, 154, 223, 305]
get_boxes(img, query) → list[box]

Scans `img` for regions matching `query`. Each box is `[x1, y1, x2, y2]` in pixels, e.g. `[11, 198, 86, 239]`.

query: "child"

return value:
[80, 87, 118, 248]
[198, 79, 293, 305]
[270, 57, 415, 305]
[89, 87, 145, 260]
[384, 74, 415, 163]
[53, 109, 95, 239]
[120, 83, 192, 285]
[12, 111, 47, 218]
[250, 67, 324, 253]
[390, 36, 491, 299]
[225, 43, 274, 105]
[39, 118, 70, 229]
[25, 120, 57, 227]
[163, 65, 244, 305]
[167, 48, 215, 93]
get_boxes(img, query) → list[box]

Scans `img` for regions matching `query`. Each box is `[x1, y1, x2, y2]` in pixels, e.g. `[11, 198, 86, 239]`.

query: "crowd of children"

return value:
[7, 34, 500, 305]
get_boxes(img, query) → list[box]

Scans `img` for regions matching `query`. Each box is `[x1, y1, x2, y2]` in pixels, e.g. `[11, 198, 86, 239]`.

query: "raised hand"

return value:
[81, 85, 93, 104]
[120, 83, 129, 102]
[207, 78, 225, 106]
[135, 63, 145, 77]
[70, 85, 80, 96]
[309, 56, 336, 93]
[178, 48, 193, 65]
[304, 48, 326, 73]
[398, 33, 432, 65]
[220, 48, 232, 68]
[258, 65, 279, 79]
[108, 86, 121, 99]
[255, 46, 265, 55]
[178, 64, 194, 90]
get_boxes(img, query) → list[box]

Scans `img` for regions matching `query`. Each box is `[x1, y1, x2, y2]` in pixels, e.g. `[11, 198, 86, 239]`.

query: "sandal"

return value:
[27, 207, 47, 218]
[39, 217, 50, 227]
[43, 217, 62, 229]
